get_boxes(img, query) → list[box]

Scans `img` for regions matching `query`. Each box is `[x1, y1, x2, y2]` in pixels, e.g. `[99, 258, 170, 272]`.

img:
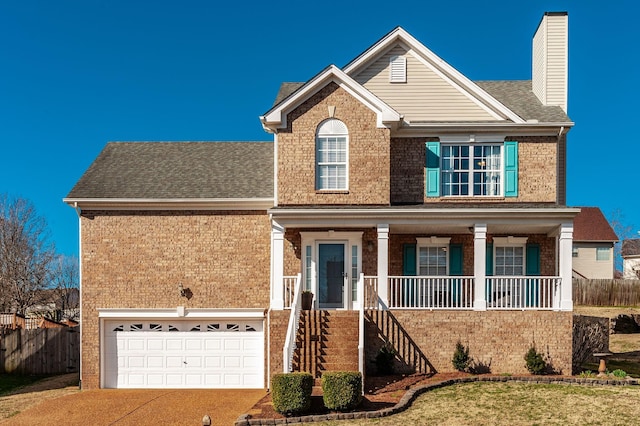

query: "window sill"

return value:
[316, 190, 350, 195]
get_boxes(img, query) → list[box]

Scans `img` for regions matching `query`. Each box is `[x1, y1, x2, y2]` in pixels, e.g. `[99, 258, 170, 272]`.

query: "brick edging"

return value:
[235, 375, 639, 425]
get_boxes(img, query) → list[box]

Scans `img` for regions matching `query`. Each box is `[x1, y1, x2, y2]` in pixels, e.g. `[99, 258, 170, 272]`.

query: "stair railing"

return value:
[283, 273, 303, 373]
[358, 273, 365, 392]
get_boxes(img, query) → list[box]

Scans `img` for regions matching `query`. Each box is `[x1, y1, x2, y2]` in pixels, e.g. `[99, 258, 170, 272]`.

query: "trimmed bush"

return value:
[375, 343, 396, 375]
[452, 340, 471, 372]
[322, 371, 362, 412]
[271, 372, 313, 415]
[524, 345, 547, 375]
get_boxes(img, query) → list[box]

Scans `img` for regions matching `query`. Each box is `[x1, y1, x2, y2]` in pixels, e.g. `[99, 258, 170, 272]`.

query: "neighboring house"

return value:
[622, 239, 640, 280]
[571, 207, 618, 279]
[65, 12, 578, 390]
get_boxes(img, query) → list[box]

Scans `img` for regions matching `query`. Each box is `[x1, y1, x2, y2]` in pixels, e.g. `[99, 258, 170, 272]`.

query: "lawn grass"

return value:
[314, 382, 640, 425]
[0, 374, 47, 396]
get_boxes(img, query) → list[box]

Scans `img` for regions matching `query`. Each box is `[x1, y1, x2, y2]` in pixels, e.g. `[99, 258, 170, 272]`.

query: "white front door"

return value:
[103, 319, 264, 389]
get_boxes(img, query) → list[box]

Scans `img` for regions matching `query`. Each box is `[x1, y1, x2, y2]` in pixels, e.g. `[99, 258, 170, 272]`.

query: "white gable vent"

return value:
[389, 55, 407, 83]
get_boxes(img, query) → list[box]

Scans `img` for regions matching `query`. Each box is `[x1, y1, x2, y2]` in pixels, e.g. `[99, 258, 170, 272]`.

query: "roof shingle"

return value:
[66, 142, 273, 199]
[572, 207, 618, 242]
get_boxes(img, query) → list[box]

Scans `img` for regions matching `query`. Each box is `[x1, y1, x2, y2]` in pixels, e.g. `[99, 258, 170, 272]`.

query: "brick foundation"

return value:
[365, 310, 573, 375]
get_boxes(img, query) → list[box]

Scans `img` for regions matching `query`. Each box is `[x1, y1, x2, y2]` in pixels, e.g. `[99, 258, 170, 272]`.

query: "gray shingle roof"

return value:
[67, 142, 273, 199]
[475, 80, 570, 123]
[272, 80, 571, 124]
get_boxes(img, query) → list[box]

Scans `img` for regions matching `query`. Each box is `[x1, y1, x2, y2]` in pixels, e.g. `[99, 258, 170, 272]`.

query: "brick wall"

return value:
[366, 310, 573, 375]
[277, 82, 391, 205]
[388, 136, 559, 205]
[80, 210, 271, 389]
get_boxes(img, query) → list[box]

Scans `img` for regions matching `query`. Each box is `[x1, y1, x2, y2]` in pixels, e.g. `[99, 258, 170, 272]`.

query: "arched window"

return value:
[316, 119, 348, 190]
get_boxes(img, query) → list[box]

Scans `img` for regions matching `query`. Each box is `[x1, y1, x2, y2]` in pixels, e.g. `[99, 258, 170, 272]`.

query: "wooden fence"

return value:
[573, 279, 640, 306]
[0, 326, 79, 375]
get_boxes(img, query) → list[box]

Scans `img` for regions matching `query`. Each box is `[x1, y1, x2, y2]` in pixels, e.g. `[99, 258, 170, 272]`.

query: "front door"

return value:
[318, 243, 346, 308]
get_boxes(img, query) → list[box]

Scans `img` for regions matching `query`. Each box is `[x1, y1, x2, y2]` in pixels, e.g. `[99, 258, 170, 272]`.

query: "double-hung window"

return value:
[416, 237, 450, 276]
[426, 140, 518, 198]
[316, 119, 348, 190]
[493, 237, 528, 276]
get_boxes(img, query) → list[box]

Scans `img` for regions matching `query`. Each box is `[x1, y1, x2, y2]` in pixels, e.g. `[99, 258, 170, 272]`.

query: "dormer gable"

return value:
[260, 65, 402, 133]
[343, 27, 525, 125]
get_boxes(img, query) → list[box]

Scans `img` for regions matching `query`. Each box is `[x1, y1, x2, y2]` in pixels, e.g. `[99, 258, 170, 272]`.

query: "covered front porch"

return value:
[270, 206, 578, 312]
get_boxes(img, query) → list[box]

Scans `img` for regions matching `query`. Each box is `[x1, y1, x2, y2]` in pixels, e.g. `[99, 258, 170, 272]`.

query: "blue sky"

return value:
[1, 1, 638, 258]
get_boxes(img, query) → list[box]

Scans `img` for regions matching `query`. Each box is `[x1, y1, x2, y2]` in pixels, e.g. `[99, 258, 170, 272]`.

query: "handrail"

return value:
[282, 273, 303, 373]
[357, 273, 365, 391]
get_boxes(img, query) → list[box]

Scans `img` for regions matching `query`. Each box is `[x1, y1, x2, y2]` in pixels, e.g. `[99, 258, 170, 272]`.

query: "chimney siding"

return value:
[532, 12, 568, 113]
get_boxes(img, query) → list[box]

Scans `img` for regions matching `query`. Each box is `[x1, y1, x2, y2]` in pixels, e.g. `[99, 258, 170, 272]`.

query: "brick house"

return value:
[65, 12, 578, 390]
[572, 207, 618, 279]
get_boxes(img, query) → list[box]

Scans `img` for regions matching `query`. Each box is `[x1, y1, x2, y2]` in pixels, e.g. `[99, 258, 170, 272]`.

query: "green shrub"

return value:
[271, 372, 314, 415]
[375, 343, 396, 375]
[579, 370, 596, 378]
[524, 345, 547, 375]
[612, 369, 627, 378]
[452, 340, 471, 372]
[322, 371, 362, 411]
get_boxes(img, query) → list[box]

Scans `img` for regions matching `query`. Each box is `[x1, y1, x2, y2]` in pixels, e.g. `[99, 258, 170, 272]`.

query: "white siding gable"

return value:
[352, 45, 502, 123]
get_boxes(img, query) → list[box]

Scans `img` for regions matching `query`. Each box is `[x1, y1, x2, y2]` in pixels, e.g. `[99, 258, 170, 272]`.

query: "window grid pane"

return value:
[351, 246, 358, 302]
[442, 144, 502, 197]
[418, 246, 447, 276]
[317, 133, 347, 190]
[495, 246, 524, 275]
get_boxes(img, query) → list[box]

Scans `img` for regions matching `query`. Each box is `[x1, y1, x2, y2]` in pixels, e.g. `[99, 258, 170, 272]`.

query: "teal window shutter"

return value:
[425, 142, 440, 197]
[485, 243, 493, 276]
[485, 242, 493, 302]
[525, 244, 540, 306]
[526, 244, 541, 275]
[403, 244, 417, 276]
[504, 141, 518, 197]
[449, 244, 463, 276]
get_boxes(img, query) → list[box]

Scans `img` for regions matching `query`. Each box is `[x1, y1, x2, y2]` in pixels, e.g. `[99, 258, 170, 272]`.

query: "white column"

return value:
[270, 221, 285, 310]
[377, 224, 389, 309]
[473, 223, 487, 311]
[559, 222, 574, 311]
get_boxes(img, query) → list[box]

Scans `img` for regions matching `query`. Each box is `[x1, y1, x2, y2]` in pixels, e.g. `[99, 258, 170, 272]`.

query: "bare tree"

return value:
[608, 209, 635, 274]
[0, 194, 56, 314]
[48, 255, 79, 321]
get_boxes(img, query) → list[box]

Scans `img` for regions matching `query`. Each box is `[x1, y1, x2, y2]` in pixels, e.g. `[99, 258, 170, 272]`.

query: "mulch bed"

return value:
[245, 372, 471, 421]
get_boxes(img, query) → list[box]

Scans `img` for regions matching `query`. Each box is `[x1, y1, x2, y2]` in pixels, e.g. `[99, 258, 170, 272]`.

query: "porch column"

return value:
[377, 224, 389, 309]
[473, 223, 487, 311]
[558, 222, 574, 311]
[270, 221, 285, 310]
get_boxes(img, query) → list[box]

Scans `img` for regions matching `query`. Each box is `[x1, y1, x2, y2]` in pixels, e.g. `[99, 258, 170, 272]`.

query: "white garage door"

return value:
[103, 319, 264, 389]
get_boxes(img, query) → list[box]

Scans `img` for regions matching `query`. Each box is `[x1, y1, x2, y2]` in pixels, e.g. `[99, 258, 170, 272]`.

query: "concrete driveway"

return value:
[3, 388, 266, 426]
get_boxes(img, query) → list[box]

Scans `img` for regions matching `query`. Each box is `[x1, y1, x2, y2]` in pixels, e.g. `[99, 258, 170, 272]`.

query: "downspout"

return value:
[72, 202, 83, 389]
[557, 126, 566, 206]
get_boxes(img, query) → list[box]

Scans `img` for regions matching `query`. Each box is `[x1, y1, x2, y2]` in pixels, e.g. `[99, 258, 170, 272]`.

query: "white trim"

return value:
[300, 231, 363, 310]
[260, 65, 402, 131]
[492, 236, 529, 246]
[473, 224, 487, 311]
[63, 198, 274, 210]
[97, 308, 266, 319]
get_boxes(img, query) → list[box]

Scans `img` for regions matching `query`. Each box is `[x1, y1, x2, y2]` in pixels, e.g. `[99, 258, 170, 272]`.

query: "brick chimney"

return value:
[532, 12, 568, 113]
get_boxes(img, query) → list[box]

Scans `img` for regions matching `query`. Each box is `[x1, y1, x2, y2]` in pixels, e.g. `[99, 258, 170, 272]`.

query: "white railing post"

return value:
[473, 224, 487, 311]
[377, 224, 389, 309]
[282, 273, 303, 373]
[271, 221, 285, 310]
[357, 273, 365, 392]
[558, 222, 574, 311]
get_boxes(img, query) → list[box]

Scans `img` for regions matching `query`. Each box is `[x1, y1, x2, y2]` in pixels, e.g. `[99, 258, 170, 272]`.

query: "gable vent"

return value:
[389, 55, 407, 83]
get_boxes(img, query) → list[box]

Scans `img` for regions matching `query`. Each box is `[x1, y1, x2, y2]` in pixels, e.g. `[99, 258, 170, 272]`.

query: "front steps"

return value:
[292, 310, 359, 378]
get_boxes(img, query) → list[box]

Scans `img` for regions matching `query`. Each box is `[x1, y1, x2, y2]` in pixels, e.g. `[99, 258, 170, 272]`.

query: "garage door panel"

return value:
[104, 319, 264, 389]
